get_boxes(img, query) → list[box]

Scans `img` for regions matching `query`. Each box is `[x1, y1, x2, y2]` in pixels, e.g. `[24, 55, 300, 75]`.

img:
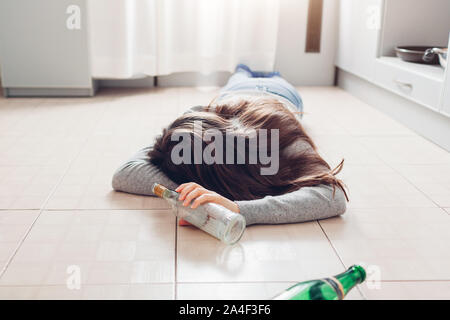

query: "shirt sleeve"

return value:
[111, 146, 178, 196]
[111, 106, 205, 195]
[235, 184, 347, 225]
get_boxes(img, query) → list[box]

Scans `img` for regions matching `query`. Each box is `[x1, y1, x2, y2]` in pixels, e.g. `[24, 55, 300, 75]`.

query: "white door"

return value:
[335, 0, 383, 81]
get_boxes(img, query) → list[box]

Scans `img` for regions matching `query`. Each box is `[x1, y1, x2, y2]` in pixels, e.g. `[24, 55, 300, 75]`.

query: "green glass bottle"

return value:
[273, 265, 366, 300]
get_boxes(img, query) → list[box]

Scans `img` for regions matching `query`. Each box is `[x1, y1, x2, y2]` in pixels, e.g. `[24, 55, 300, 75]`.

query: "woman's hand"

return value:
[176, 182, 240, 212]
[175, 183, 240, 226]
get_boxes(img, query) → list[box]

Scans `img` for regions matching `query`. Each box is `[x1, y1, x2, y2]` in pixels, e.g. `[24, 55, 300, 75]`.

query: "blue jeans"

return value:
[220, 64, 303, 112]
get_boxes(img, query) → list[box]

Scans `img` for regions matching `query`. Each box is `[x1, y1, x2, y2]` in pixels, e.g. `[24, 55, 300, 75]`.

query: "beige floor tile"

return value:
[0, 100, 100, 165]
[177, 282, 363, 300]
[359, 281, 450, 300]
[425, 194, 450, 208]
[0, 102, 41, 138]
[321, 207, 450, 280]
[0, 210, 175, 286]
[0, 243, 18, 266]
[178, 87, 220, 112]
[0, 283, 173, 300]
[2, 86, 450, 300]
[44, 138, 170, 210]
[341, 165, 437, 208]
[0, 210, 39, 272]
[177, 222, 343, 283]
[301, 113, 350, 136]
[357, 136, 450, 165]
[0, 98, 112, 209]
[313, 135, 385, 166]
[45, 162, 171, 210]
[298, 87, 415, 136]
[391, 164, 450, 207]
[0, 286, 39, 299]
[392, 164, 450, 184]
[0, 166, 65, 209]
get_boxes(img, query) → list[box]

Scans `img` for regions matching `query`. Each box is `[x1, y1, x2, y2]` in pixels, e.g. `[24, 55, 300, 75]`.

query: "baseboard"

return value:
[3, 86, 96, 97]
[97, 77, 155, 88]
[337, 68, 450, 152]
[156, 71, 231, 87]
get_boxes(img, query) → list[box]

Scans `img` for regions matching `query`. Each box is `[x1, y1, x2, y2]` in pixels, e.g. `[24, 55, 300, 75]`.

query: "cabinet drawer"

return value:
[374, 58, 443, 111]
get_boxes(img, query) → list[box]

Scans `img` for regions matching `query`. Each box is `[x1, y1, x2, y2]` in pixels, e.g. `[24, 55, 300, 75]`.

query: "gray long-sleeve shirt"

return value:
[112, 93, 347, 225]
[112, 146, 347, 226]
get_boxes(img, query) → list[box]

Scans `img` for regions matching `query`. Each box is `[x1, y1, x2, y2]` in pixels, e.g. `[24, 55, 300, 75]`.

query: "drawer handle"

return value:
[394, 79, 413, 90]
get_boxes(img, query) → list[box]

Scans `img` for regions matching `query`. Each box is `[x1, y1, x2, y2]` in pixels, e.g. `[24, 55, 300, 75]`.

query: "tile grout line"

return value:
[317, 221, 346, 268]
[171, 279, 450, 284]
[0, 160, 78, 279]
[365, 155, 449, 213]
[317, 220, 367, 300]
[1, 205, 448, 213]
[367, 142, 450, 211]
[0, 282, 176, 288]
[0, 103, 111, 280]
[342, 104, 450, 213]
[335, 106, 450, 298]
[174, 88, 181, 300]
[389, 168, 450, 213]
[174, 213, 178, 300]
[0, 279, 448, 289]
[0, 208, 172, 212]
[334, 132, 436, 299]
[3, 89, 447, 295]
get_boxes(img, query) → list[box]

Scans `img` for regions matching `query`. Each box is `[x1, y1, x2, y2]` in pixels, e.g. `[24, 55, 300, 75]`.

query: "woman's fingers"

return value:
[175, 182, 199, 193]
[175, 183, 239, 213]
[177, 183, 199, 200]
[175, 182, 235, 211]
[183, 187, 208, 206]
[190, 194, 216, 209]
[175, 183, 189, 193]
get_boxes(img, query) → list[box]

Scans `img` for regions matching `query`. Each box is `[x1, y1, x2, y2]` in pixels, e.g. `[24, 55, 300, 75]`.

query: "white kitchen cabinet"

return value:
[335, 0, 383, 81]
[374, 0, 450, 112]
[374, 57, 444, 112]
[0, 0, 94, 96]
[337, 0, 450, 114]
[443, 79, 450, 117]
[337, 0, 450, 152]
[441, 35, 450, 117]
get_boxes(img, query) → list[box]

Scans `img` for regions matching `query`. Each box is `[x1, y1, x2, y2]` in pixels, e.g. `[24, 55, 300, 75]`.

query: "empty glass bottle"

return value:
[273, 265, 366, 300]
[152, 183, 246, 245]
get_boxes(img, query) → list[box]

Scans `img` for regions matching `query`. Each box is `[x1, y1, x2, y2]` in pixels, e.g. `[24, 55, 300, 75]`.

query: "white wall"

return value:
[274, 0, 338, 85]
[0, 0, 338, 90]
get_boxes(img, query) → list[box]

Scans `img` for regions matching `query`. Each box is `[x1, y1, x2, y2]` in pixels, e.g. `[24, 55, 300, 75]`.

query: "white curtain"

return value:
[87, 0, 280, 79]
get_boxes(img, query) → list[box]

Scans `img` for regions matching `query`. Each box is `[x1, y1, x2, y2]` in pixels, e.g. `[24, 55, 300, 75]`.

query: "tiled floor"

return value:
[0, 86, 449, 300]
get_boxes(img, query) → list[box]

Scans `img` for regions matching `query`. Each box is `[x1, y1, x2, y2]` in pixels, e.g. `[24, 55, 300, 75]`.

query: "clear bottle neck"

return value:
[161, 189, 179, 201]
[152, 183, 179, 200]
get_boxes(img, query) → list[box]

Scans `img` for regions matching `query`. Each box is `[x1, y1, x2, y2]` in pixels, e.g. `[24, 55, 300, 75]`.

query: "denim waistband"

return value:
[224, 79, 303, 110]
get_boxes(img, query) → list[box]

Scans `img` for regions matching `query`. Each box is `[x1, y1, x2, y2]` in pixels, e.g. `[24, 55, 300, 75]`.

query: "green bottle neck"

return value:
[334, 265, 366, 295]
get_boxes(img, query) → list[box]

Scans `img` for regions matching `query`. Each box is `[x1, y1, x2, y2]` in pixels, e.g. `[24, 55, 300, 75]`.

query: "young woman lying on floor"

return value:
[112, 64, 348, 226]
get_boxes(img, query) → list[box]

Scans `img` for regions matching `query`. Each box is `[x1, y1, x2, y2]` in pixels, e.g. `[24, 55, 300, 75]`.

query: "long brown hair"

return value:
[149, 98, 348, 201]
